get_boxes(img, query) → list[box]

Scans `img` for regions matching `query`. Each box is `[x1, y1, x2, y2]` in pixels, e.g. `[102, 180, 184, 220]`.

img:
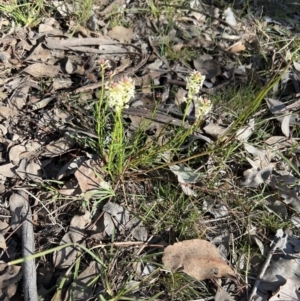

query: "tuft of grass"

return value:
[160, 272, 210, 301]
[74, 0, 93, 26]
[137, 180, 203, 240]
[0, 0, 45, 27]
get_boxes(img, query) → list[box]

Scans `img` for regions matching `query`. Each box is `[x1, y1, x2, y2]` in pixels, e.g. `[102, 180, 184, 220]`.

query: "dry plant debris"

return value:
[0, 0, 300, 300]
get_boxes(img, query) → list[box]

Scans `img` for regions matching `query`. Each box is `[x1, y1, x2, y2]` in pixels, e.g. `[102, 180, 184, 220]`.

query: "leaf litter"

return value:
[1, 0, 300, 300]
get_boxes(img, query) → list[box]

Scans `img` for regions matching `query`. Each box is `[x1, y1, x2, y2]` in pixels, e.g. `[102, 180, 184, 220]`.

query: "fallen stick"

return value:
[19, 191, 38, 301]
[248, 230, 285, 301]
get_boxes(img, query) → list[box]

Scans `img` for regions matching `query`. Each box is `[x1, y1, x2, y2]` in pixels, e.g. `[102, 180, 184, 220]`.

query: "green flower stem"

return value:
[97, 66, 107, 161]
[108, 109, 124, 176]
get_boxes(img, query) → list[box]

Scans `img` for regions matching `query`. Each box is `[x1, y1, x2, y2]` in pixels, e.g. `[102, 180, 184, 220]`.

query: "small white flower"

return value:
[99, 58, 111, 69]
[106, 77, 135, 111]
[194, 96, 212, 119]
[186, 71, 205, 98]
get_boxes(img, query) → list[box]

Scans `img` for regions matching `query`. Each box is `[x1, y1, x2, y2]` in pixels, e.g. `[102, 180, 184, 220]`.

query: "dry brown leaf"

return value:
[22, 63, 61, 78]
[215, 286, 235, 301]
[269, 278, 300, 300]
[9, 145, 26, 165]
[103, 202, 147, 241]
[229, 41, 245, 53]
[0, 234, 7, 251]
[9, 85, 29, 110]
[0, 106, 18, 120]
[63, 261, 102, 301]
[9, 192, 27, 232]
[52, 77, 73, 90]
[0, 124, 7, 137]
[108, 25, 134, 43]
[42, 135, 75, 157]
[58, 178, 81, 196]
[53, 231, 85, 269]
[281, 114, 291, 137]
[65, 58, 74, 74]
[0, 163, 17, 178]
[264, 136, 299, 151]
[203, 123, 227, 138]
[235, 119, 254, 141]
[241, 164, 274, 187]
[0, 264, 21, 292]
[193, 55, 221, 80]
[25, 43, 52, 62]
[70, 211, 91, 229]
[53, 211, 90, 269]
[74, 159, 109, 193]
[162, 239, 235, 280]
[0, 221, 10, 234]
[15, 159, 27, 179]
[26, 160, 42, 182]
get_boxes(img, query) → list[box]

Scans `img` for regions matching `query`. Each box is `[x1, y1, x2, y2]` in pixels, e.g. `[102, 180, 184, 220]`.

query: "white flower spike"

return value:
[194, 96, 212, 119]
[186, 70, 206, 98]
[106, 77, 135, 112]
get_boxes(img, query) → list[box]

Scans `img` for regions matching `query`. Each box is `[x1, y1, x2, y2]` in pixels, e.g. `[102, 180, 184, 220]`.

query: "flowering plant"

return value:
[185, 71, 212, 121]
[105, 76, 135, 176]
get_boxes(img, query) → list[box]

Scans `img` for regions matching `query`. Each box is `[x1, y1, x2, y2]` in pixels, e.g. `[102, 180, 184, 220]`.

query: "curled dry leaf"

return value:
[269, 176, 300, 213]
[9, 144, 26, 165]
[57, 156, 86, 180]
[169, 164, 202, 196]
[265, 136, 299, 151]
[162, 239, 235, 280]
[9, 85, 29, 110]
[258, 257, 300, 294]
[42, 135, 75, 157]
[223, 7, 237, 26]
[281, 114, 291, 137]
[0, 234, 7, 251]
[203, 123, 227, 138]
[74, 159, 110, 193]
[269, 278, 300, 301]
[0, 163, 17, 178]
[31, 96, 55, 110]
[15, 158, 27, 180]
[26, 160, 43, 182]
[108, 25, 134, 43]
[215, 286, 235, 301]
[193, 55, 222, 80]
[22, 63, 61, 78]
[229, 41, 245, 53]
[103, 202, 147, 241]
[64, 261, 102, 301]
[53, 211, 90, 269]
[0, 264, 21, 296]
[203, 200, 228, 218]
[241, 164, 274, 187]
[0, 106, 18, 120]
[235, 119, 254, 141]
